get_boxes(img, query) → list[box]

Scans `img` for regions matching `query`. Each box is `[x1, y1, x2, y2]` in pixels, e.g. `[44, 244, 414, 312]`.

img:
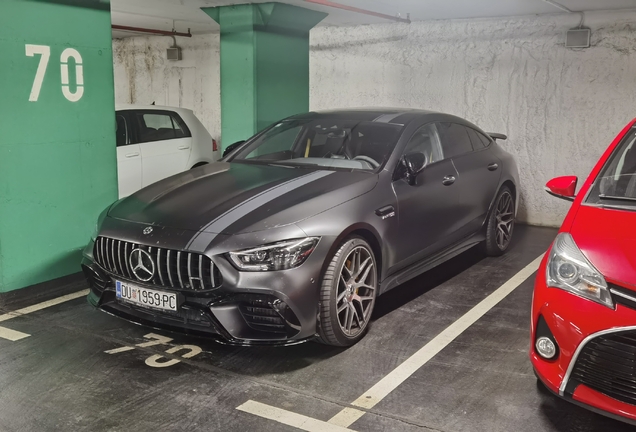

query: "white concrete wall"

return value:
[112, 34, 221, 142]
[310, 10, 636, 227]
[113, 10, 636, 226]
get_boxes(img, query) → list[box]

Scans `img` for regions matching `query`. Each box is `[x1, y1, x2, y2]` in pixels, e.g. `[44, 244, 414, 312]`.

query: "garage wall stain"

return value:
[310, 10, 636, 227]
[112, 34, 221, 141]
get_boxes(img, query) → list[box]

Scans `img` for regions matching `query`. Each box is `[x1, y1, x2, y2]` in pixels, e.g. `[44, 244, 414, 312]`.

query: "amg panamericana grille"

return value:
[94, 236, 221, 290]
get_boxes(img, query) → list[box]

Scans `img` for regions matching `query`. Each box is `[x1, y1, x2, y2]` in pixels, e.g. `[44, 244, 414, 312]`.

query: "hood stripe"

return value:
[186, 170, 335, 252]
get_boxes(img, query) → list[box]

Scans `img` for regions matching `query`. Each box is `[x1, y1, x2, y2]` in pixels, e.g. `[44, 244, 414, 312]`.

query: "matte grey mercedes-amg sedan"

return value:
[82, 109, 519, 346]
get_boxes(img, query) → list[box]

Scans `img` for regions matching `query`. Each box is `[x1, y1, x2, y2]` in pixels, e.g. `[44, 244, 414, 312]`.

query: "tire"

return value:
[317, 237, 378, 347]
[483, 185, 515, 256]
[191, 162, 208, 169]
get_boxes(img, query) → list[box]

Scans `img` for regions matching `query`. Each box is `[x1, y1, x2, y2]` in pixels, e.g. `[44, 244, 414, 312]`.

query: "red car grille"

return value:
[571, 331, 636, 405]
[93, 236, 222, 291]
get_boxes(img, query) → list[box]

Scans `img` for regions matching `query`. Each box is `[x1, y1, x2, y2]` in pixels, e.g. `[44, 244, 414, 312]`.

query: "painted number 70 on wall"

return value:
[25, 44, 84, 102]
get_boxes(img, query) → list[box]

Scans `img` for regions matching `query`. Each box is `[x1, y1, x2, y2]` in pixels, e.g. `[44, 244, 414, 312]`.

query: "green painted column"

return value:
[203, 3, 326, 148]
[0, 0, 118, 292]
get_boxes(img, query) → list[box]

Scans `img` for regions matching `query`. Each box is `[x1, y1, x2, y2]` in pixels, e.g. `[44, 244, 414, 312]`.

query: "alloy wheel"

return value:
[336, 246, 377, 338]
[495, 191, 515, 250]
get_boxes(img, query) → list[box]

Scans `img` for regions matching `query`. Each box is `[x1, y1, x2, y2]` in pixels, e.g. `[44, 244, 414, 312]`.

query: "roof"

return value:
[291, 108, 477, 128]
[115, 104, 194, 115]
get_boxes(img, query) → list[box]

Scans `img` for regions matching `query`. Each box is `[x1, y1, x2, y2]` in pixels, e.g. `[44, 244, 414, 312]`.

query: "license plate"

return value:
[116, 280, 177, 312]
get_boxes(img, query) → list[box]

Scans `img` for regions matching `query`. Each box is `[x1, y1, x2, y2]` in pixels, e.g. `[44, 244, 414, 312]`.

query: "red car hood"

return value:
[570, 204, 636, 290]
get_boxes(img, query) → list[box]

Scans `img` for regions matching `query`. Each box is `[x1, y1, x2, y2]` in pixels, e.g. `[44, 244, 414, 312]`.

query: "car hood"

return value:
[571, 204, 636, 289]
[108, 162, 378, 234]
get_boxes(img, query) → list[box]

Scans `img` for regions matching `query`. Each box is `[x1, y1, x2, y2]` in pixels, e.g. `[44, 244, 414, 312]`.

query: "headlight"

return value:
[228, 237, 320, 271]
[546, 233, 613, 308]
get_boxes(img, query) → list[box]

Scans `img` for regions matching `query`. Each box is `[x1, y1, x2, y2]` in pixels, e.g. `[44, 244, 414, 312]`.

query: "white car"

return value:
[115, 105, 218, 197]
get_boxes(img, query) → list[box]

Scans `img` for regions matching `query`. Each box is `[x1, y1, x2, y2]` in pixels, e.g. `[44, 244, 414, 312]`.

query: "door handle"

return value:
[488, 163, 499, 171]
[125, 152, 140, 158]
[375, 205, 396, 220]
[178, 146, 190, 150]
[442, 175, 456, 186]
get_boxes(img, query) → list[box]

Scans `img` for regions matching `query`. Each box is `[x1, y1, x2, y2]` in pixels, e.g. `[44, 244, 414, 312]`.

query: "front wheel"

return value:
[483, 186, 515, 256]
[317, 238, 378, 346]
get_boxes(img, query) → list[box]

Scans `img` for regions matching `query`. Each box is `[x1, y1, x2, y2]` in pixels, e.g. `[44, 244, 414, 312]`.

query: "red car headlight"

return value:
[546, 233, 613, 309]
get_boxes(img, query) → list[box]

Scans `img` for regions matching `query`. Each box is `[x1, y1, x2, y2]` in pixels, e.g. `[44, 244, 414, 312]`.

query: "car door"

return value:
[391, 123, 461, 272]
[115, 112, 142, 198]
[438, 123, 502, 237]
[131, 110, 193, 187]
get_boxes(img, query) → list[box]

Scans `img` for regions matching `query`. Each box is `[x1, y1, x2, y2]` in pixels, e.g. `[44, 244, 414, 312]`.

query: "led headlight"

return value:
[228, 237, 320, 271]
[546, 233, 613, 308]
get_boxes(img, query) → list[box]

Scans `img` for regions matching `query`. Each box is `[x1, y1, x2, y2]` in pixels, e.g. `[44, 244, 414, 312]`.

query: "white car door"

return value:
[115, 113, 142, 198]
[132, 110, 192, 187]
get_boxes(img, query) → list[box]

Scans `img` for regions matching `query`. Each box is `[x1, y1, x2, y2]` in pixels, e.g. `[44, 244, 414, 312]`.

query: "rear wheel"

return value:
[317, 238, 378, 346]
[484, 186, 515, 256]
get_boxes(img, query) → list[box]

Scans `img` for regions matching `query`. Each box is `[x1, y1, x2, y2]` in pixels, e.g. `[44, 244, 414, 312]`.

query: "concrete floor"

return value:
[0, 226, 633, 432]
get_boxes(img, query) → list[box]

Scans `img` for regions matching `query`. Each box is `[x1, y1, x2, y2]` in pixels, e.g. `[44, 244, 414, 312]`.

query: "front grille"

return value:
[571, 330, 636, 405]
[610, 283, 636, 311]
[94, 236, 222, 291]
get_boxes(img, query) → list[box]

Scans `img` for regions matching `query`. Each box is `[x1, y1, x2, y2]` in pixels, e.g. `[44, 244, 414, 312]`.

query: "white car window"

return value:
[134, 111, 188, 144]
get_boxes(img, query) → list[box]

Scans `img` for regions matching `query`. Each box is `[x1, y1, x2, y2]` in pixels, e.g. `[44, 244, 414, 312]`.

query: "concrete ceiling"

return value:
[111, 0, 636, 38]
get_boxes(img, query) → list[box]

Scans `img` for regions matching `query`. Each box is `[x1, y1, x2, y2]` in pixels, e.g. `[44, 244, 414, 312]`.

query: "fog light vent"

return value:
[535, 315, 560, 360]
[536, 337, 556, 359]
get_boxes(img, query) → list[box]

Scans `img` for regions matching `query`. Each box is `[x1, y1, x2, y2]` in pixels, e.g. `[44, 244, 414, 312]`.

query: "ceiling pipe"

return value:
[111, 24, 192, 37]
[542, 0, 584, 28]
[304, 0, 411, 24]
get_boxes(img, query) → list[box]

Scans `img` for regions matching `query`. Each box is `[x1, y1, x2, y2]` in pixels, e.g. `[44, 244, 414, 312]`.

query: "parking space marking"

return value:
[0, 289, 89, 341]
[327, 408, 366, 428]
[237, 400, 356, 432]
[0, 326, 31, 341]
[329, 254, 544, 426]
[0, 289, 89, 323]
[105, 333, 203, 368]
[104, 346, 136, 354]
[237, 255, 544, 431]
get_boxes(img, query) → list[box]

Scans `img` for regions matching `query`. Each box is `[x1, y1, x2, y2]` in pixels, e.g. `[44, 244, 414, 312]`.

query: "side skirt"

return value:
[379, 234, 483, 294]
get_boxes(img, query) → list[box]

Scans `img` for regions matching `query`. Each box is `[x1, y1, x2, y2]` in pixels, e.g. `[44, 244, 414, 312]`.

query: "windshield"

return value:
[231, 118, 405, 171]
[587, 127, 636, 208]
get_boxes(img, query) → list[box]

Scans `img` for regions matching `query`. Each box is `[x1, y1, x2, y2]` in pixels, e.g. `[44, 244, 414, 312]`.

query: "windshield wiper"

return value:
[598, 194, 636, 203]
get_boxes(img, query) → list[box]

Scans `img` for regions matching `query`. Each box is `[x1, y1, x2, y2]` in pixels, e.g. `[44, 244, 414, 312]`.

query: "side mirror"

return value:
[403, 152, 428, 185]
[222, 140, 246, 158]
[546, 176, 578, 202]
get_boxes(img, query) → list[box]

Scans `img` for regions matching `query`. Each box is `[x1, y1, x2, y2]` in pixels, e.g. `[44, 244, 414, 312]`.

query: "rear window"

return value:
[587, 128, 636, 208]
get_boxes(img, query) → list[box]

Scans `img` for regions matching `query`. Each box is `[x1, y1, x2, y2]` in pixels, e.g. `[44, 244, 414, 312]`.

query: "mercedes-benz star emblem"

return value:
[129, 248, 155, 282]
[143, 226, 153, 235]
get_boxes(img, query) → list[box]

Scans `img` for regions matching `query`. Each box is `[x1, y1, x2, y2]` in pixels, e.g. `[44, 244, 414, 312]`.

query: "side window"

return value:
[115, 114, 128, 147]
[465, 127, 487, 150]
[477, 131, 493, 147]
[402, 123, 443, 164]
[134, 111, 189, 144]
[437, 122, 473, 158]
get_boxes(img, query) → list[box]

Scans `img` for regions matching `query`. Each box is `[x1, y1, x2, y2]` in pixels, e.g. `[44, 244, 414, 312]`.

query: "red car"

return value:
[531, 119, 636, 425]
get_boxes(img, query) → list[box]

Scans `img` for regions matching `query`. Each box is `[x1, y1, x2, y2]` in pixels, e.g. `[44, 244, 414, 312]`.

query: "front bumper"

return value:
[82, 235, 334, 346]
[530, 255, 636, 425]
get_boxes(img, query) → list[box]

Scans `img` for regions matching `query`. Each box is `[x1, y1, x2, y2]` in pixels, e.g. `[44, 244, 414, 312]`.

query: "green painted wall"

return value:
[0, 0, 118, 292]
[203, 3, 326, 148]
